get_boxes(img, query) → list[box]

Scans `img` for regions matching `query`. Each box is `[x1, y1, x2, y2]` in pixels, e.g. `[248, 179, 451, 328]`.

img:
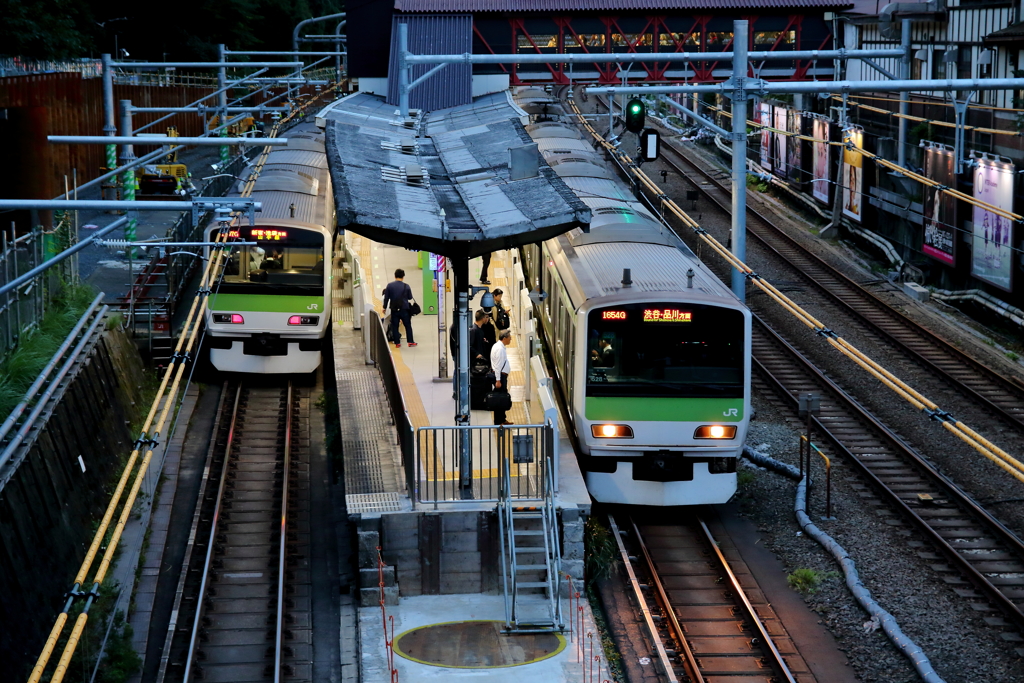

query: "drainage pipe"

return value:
[930, 289, 1024, 328]
[742, 446, 947, 683]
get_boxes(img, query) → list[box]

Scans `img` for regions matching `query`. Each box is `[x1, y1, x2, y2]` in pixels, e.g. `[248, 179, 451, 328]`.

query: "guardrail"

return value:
[416, 422, 552, 506]
[367, 308, 416, 498]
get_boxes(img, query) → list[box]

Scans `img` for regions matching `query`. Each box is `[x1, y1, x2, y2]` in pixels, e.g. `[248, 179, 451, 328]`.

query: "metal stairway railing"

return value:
[497, 438, 563, 633]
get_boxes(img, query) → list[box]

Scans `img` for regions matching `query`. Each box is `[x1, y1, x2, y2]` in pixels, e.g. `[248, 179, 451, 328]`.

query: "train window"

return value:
[585, 303, 744, 399]
[217, 226, 327, 295]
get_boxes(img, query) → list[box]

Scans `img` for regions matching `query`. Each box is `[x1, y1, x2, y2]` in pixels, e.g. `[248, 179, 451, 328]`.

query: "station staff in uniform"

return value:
[490, 329, 513, 425]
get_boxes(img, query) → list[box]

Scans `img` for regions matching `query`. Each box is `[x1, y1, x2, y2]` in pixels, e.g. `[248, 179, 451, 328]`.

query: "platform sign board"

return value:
[922, 145, 957, 266]
[842, 129, 864, 222]
[759, 103, 771, 172]
[773, 106, 788, 179]
[971, 157, 1015, 291]
[812, 119, 830, 204]
[786, 110, 803, 185]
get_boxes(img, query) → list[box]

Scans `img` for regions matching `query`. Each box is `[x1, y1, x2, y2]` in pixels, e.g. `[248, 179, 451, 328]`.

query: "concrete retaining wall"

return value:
[0, 327, 146, 676]
[356, 506, 586, 606]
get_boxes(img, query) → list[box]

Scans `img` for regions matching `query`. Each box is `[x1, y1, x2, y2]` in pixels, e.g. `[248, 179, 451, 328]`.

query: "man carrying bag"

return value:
[488, 329, 513, 425]
[382, 269, 418, 348]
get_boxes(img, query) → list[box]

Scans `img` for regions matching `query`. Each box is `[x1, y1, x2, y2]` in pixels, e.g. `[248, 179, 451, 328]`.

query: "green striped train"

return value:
[517, 90, 751, 506]
[204, 122, 334, 374]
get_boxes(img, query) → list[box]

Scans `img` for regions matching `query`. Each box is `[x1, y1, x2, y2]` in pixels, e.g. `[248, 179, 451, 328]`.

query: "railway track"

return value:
[593, 94, 1024, 435]
[163, 381, 312, 682]
[609, 511, 811, 683]
[753, 313, 1024, 631]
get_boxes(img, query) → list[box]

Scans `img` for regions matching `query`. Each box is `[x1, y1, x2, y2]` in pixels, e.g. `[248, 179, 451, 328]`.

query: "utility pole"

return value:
[730, 21, 749, 301]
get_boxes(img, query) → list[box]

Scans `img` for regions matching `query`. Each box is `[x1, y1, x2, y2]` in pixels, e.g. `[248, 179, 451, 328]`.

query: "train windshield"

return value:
[586, 303, 744, 398]
[217, 227, 326, 295]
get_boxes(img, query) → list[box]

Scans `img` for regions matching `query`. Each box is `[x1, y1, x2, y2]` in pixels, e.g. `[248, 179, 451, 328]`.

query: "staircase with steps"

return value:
[498, 455, 563, 633]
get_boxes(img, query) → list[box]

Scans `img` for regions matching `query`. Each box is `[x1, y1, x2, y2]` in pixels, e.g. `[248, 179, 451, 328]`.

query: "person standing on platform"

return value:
[382, 269, 417, 348]
[490, 329, 513, 425]
[491, 288, 510, 331]
[480, 252, 492, 285]
[470, 309, 491, 361]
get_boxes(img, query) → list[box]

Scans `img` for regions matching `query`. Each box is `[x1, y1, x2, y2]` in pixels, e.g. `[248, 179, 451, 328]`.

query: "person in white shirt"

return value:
[490, 329, 513, 425]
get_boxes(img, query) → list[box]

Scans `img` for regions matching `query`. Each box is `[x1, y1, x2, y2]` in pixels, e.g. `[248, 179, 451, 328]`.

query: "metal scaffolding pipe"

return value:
[133, 68, 270, 133]
[225, 51, 345, 56]
[658, 95, 729, 137]
[588, 76, 1024, 95]
[127, 106, 289, 113]
[292, 12, 346, 54]
[0, 199, 260, 211]
[898, 19, 911, 167]
[48, 136, 290, 145]
[404, 48, 905, 65]
[110, 61, 303, 68]
[731, 21, 749, 301]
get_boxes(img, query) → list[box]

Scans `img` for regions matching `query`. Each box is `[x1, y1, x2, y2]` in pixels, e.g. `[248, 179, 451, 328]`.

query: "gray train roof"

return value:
[318, 91, 591, 258]
[522, 97, 736, 304]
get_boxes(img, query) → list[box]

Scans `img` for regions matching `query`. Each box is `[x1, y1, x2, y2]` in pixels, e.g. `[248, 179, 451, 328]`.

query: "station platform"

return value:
[330, 233, 602, 681]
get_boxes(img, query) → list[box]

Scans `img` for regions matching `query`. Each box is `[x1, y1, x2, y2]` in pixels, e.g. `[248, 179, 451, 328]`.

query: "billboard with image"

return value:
[921, 146, 957, 266]
[786, 110, 803, 185]
[971, 158, 1015, 291]
[773, 107, 788, 179]
[812, 119, 830, 204]
[842, 129, 864, 222]
[759, 103, 771, 171]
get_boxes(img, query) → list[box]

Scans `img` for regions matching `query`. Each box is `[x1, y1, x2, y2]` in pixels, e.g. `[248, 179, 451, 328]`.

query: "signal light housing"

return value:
[288, 315, 320, 325]
[694, 425, 737, 439]
[624, 98, 646, 134]
[591, 424, 634, 439]
[213, 313, 244, 324]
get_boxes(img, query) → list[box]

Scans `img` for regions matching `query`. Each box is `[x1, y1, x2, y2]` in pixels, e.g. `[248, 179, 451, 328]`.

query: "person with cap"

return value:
[490, 329, 513, 425]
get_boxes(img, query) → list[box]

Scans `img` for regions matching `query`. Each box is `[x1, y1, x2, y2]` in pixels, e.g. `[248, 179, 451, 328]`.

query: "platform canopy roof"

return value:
[320, 91, 591, 258]
[394, 0, 852, 10]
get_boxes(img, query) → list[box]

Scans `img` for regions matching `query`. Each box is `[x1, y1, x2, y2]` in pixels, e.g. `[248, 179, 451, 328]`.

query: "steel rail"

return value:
[627, 515, 704, 683]
[752, 314, 1024, 628]
[693, 517, 797, 683]
[606, 514, 681, 683]
[274, 382, 294, 683]
[652, 135, 1024, 431]
[182, 382, 243, 682]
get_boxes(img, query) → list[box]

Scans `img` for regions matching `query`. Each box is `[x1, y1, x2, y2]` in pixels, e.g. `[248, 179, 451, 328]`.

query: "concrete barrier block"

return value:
[358, 530, 380, 568]
[360, 565, 395, 588]
[382, 526, 420, 552]
[562, 540, 584, 560]
[561, 558, 584, 581]
[440, 551, 482, 573]
[562, 520, 584, 544]
[560, 506, 580, 524]
[440, 574, 482, 594]
[903, 282, 930, 302]
[382, 512, 419, 532]
[360, 585, 399, 607]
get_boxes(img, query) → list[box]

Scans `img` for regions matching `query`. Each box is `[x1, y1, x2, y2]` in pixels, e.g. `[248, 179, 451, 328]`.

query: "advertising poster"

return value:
[971, 158, 1015, 291]
[759, 103, 771, 171]
[812, 119, 830, 204]
[786, 110, 803, 185]
[921, 146, 957, 266]
[773, 106, 788, 179]
[842, 129, 864, 222]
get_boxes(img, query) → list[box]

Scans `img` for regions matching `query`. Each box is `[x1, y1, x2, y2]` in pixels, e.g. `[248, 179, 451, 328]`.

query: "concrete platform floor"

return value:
[359, 594, 612, 682]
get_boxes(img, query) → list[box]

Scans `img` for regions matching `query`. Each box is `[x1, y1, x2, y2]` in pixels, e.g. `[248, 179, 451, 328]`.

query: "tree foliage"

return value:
[1, 0, 345, 61]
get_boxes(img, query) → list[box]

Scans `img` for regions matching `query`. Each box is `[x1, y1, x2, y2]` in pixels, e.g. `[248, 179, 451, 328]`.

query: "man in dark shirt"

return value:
[470, 309, 492, 361]
[382, 269, 417, 347]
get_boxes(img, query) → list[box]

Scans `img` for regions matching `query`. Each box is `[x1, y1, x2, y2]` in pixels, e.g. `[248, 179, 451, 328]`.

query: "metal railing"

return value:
[416, 422, 553, 506]
[367, 309, 416, 497]
[0, 216, 78, 361]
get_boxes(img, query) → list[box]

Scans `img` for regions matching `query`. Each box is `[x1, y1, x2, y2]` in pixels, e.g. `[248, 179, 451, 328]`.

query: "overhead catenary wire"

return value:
[27, 83, 339, 683]
[567, 96, 1024, 488]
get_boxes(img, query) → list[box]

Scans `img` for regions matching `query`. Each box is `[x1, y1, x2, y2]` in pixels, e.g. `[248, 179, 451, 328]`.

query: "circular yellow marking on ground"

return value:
[392, 619, 566, 668]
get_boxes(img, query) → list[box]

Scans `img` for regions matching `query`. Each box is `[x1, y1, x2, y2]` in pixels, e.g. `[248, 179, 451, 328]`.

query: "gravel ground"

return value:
[738, 392, 1024, 683]
[567, 97, 1024, 682]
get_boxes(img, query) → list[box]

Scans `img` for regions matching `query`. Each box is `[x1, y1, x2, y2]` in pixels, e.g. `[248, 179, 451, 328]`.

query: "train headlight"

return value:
[288, 315, 320, 325]
[591, 424, 633, 439]
[694, 425, 737, 439]
[213, 313, 245, 324]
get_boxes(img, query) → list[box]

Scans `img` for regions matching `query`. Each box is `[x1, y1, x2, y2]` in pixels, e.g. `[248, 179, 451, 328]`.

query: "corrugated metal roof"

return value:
[574, 241, 727, 297]
[395, 0, 851, 11]
[387, 14, 472, 111]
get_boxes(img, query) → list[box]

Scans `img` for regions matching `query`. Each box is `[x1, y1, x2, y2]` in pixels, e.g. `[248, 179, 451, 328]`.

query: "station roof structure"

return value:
[320, 91, 591, 257]
[394, 0, 849, 8]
